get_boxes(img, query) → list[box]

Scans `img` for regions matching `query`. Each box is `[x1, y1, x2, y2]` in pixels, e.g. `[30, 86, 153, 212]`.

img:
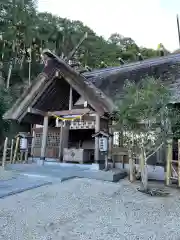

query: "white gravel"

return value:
[0, 178, 180, 240]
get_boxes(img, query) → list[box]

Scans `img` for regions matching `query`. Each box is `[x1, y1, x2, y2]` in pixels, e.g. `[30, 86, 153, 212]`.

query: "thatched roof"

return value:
[3, 50, 115, 123]
[3, 51, 180, 123]
[83, 53, 180, 103]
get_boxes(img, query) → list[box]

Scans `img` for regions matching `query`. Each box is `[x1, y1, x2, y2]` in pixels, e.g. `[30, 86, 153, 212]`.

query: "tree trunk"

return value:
[7, 39, 16, 89]
[0, 62, 4, 85]
[6, 62, 12, 89]
[28, 58, 31, 86]
[140, 146, 148, 191]
[28, 47, 32, 86]
[20, 47, 26, 70]
[128, 149, 135, 182]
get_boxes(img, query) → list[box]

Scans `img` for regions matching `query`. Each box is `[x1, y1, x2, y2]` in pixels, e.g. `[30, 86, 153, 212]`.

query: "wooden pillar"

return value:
[59, 121, 70, 162]
[94, 114, 100, 162]
[12, 137, 20, 164]
[69, 86, 73, 110]
[58, 122, 63, 161]
[108, 124, 113, 167]
[10, 139, 14, 164]
[2, 137, 8, 169]
[31, 130, 35, 157]
[40, 115, 48, 161]
[166, 139, 172, 186]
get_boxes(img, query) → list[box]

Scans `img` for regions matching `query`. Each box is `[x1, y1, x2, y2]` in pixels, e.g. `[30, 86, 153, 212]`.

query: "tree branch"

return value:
[146, 142, 164, 161]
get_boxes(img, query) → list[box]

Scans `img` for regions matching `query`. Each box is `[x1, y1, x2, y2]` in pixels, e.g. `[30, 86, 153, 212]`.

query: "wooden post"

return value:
[13, 137, 20, 164]
[94, 114, 100, 163]
[2, 137, 8, 169]
[61, 121, 70, 162]
[40, 115, 49, 161]
[20, 152, 23, 162]
[24, 151, 28, 163]
[105, 153, 108, 170]
[10, 139, 14, 164]
[178, 139, 180, 187]
[108, 124, 113, 167]
[58, 122, 63, 161]
[69, 86, 73, 110]
[166, 139, 172, 186]
[31, 130, 35, 157]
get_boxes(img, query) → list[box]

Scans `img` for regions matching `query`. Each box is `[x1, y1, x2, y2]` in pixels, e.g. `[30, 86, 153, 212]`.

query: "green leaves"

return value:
[115, 76, 171, 158]
[0, 0, 171, 142]
[0, 1, 163, 70]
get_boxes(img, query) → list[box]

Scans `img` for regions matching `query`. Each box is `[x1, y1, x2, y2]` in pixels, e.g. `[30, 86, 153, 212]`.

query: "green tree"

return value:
[140, 47, 159, 59]
[114, 77, 170, 190]
[0, 0, 171, 142]
[108, 33, 123, 45]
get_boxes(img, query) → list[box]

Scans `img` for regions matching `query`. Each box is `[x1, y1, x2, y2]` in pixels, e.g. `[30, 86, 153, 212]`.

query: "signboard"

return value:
[99, 137, 108, 152]
[62, 115, 80, 119]
[20, 138, 28, 150]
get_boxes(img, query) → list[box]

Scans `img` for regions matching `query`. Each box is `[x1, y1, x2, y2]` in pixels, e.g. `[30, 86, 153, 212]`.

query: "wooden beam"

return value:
[4, 73, 48, 121]
[89, 113, 108, 120]
[49, 108, 92, 116]
[74, 96, 85, 106]
[27, 107, 46, 116]
[14, 74, 52, 122]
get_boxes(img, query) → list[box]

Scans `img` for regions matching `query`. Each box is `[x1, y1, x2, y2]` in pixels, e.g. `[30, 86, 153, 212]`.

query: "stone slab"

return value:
[5, 164, 127, 182]
[76, 169, 127, 182]
[0, 165, 127, 198]
[0, 168, 19, 180]
[0, 175, 52, 199]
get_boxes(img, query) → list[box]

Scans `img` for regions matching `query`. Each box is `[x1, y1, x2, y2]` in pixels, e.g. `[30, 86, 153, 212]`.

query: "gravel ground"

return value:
[0, 178, 180, 240]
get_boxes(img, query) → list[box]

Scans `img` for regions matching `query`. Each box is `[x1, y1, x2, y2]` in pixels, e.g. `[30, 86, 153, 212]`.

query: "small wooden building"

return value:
[4, 50, 180, 165]
[3, 50, 116, 164]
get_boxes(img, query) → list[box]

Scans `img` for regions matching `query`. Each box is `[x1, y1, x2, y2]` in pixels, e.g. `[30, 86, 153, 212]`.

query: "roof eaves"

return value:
[42, 49, 116, 114]
[3, 72, 50, 120]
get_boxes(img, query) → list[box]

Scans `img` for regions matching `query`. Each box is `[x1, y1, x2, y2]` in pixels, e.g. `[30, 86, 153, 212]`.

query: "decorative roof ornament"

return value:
[41, 51, 50, 66]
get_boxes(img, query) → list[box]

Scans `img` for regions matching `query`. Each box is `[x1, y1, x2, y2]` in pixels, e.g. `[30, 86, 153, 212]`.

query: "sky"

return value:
[38, 0, 180, 52]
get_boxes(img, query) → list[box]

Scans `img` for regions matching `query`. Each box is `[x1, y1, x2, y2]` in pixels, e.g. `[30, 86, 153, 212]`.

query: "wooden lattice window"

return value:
[34, 130, 61, 148]
[47, 132, 60, 147]
[34, 133, 42, 147]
